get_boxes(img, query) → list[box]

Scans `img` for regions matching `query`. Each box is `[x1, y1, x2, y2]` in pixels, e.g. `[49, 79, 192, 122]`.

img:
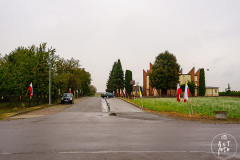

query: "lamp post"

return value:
[49, 56, 51, 105]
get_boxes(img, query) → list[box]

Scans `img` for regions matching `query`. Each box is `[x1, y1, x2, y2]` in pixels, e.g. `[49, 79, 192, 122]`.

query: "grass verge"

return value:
[126, 97, 240, 120]
[0, 104, 50, 120]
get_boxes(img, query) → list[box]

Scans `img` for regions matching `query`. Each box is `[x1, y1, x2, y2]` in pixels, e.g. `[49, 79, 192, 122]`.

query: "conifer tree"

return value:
[199, 68, 206, 96]
[125, 70, 132, 95]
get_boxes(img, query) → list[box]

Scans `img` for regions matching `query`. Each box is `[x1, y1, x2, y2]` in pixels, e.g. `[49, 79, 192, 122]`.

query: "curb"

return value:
[118, 97, 143, 110]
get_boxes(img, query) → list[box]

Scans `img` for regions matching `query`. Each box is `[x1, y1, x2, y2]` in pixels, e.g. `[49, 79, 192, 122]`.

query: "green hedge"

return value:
[219, 91, 240, 96]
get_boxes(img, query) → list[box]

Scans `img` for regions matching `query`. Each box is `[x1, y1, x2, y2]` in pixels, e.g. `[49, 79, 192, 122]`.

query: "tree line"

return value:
[106, 59, 133, 96]
[105, 51, 206, 97]
[0, 43, 96, 107]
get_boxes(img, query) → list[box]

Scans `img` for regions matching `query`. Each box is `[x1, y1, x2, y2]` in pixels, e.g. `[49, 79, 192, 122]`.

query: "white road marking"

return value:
[1, 153, 12, 155]
[58, 151, 213, 154]
[101, 98, 108, 112]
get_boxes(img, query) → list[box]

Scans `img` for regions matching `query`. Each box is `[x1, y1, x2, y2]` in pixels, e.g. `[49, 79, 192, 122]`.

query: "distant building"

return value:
[143, 63, 219, 97]
[143, 63, 152, 96]
[205, 86, 219, 97]
[132, 86, 140, 96]
[178, 67, 200, 96]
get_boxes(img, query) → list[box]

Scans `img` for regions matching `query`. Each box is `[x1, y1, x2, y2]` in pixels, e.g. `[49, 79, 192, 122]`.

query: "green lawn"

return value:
[0, 102, 48, 120]
[130, 97, 240, 118]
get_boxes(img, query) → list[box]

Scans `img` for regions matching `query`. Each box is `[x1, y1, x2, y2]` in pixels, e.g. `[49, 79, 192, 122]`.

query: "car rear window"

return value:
[63, 93, 73, 97]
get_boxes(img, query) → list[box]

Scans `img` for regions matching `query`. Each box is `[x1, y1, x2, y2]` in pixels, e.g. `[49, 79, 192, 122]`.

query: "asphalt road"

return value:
[0, 97, 239, 160]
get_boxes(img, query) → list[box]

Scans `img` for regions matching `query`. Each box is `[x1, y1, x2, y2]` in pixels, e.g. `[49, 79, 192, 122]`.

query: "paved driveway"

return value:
[0, 97, 239, 160]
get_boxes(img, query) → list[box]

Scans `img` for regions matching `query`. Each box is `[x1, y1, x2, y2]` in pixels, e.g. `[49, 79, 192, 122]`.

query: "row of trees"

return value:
[106, 59, 133, 96]
[219, 83, 240, 96]
[105, 51, 206, 97]
[0, 43, 96, 106]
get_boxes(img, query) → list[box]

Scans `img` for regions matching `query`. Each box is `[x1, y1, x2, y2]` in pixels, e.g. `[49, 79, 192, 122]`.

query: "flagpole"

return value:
[187, 101, 191, 117]
[193, 98, 197, 114]
[190, 98, 194, 115]
[138, 85, 143, 110]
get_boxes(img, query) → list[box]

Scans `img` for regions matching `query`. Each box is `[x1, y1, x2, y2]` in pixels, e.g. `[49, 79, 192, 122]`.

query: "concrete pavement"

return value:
[0, 97, 239, 160]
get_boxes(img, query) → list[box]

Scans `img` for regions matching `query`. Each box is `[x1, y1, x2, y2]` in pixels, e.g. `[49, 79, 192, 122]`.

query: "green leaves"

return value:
[125, 70, 132, 95]
[149, 50, 180, 95]
[180, 81, 196, 96]
[106, 59, 124, 93]
[199, 68, 206, 96]
[0, 43, 95, 105]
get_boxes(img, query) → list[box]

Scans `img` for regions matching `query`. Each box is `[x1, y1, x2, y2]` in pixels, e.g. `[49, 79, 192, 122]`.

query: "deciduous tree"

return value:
[149, 51, 180, 95]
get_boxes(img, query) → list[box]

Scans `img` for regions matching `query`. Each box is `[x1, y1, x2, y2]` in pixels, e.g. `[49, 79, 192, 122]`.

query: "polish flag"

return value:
[184, 82, 190, 102]
[123, 87, 126, 95]
[28, 82, 33, 96]
[177, 83, 182, 102]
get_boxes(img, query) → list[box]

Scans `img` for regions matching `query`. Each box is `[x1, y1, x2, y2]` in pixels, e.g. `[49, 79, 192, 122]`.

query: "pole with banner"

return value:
[139, 86, 143, 109]
[184, 82, 191, 116]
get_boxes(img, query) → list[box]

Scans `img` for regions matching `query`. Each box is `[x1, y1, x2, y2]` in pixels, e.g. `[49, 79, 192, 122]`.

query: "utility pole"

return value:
[49, 57, 51, 105]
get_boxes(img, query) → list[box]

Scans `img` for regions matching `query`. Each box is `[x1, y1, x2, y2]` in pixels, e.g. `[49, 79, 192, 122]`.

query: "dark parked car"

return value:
[101, 92, 115, 98]
[61, 93, 74, 104]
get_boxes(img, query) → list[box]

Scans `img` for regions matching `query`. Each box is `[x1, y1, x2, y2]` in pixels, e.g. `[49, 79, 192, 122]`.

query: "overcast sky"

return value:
[1, 0, 240, 92]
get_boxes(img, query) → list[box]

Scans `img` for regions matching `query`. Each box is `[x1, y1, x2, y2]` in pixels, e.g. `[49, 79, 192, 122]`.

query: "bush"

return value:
[219, 91, 240, 96]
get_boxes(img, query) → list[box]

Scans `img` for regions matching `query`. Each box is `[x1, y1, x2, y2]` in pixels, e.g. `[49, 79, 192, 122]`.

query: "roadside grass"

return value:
[94, 93, 101, 97]
[0, 97, 85, 120]
[0, 101, 58, 120]
[0, 104, 49, 120]
[129, 97, 240, 119]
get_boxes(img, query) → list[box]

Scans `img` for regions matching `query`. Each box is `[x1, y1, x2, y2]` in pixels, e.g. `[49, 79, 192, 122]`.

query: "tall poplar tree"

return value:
[198, 68, 206, 96]
[125, 70, 132, 95]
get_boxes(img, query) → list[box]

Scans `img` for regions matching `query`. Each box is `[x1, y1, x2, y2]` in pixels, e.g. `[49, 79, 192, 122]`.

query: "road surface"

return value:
[0, 97, 239, 160]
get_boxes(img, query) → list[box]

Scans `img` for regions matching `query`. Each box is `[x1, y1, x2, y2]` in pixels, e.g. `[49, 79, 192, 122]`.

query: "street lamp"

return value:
[48, 56, 51, 105]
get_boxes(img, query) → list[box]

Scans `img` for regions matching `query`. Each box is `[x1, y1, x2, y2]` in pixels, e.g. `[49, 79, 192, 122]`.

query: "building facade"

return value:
[205, 87, 219, 97]
[143, 63, 161, 96]
[143, 63, 218, 97]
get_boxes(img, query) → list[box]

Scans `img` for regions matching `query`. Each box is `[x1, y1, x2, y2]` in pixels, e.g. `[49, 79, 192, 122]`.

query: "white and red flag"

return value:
[123, 87, 126, 95]
[176, 83, 182, 102]
[184, 82, 190, 102]
[28, 82, 33, 96]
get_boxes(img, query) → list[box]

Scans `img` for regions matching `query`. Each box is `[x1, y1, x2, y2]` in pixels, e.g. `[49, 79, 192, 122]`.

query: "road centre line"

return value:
[1, 151, 214, 155]
[101, 98, 108, 112]
[58, 151, 213, 154]
[1, 153, 12, 155]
